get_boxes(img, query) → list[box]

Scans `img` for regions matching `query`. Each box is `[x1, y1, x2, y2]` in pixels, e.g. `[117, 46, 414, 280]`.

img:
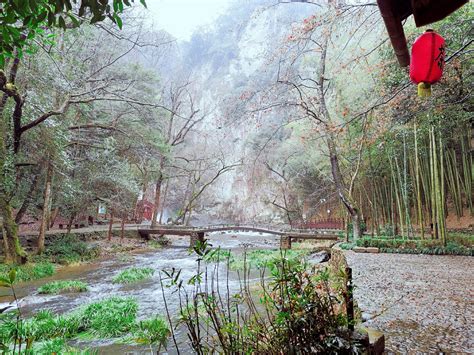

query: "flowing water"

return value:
[0, 232, 282, 354]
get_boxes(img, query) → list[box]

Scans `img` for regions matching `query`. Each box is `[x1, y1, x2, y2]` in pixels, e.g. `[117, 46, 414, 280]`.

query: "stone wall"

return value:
[329, 244, 349, 273]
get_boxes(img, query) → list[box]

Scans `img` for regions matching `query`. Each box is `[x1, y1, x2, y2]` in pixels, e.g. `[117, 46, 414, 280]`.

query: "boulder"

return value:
[309, 251, 330, 264]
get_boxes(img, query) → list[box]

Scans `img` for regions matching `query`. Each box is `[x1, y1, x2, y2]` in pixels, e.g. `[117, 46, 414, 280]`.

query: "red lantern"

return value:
[409, 29, 445, 97]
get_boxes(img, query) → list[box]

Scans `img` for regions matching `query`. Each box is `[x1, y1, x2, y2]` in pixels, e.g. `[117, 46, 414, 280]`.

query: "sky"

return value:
[146, 0, 232, 41]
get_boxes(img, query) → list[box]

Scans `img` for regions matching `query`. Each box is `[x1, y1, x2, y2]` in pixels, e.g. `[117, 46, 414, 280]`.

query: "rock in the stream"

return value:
[308, 251, 330, 264]
[361, 312, 373, 322]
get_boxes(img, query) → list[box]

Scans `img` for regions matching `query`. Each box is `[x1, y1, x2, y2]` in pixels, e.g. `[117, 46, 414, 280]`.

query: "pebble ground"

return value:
[345, 251, 474, 354]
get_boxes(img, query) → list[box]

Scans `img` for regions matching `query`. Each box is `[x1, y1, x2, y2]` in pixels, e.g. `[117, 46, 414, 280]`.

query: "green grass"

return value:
[35, 338, 98, 354]
[0, 297, 139, 344]
[38, 280, 88, 294]
[0, 296, 169, 351]
[79, 297, 138, 337]
[112, 267, 155, 284]
[0, 262, 55, 282]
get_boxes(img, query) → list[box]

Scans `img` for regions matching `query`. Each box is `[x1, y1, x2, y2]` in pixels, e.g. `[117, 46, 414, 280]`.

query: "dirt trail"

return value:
[345, 251, 473, 354]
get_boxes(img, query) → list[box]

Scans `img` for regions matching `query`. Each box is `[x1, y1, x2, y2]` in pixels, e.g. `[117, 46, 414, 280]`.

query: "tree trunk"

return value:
[351, 213, 361, 241]
[0, 73, 27, 263]
[136, 176, 148, 224]
[120, 216, 125, 243]
[158, 180, 169, 224]
[107, 212, 114, 241]
[0, 199, 27, 264]
[49, 207, 59, 228]
[151, 172, 163, 227]
[327, 136, 362, 240]
[314, 20, 362, 241]
[344, 214, 350, 242]
[38, 162, 53, 254]
[185, 205, 193, 226]
[14, 171, 40, 224]
[67, 213, 75, 234]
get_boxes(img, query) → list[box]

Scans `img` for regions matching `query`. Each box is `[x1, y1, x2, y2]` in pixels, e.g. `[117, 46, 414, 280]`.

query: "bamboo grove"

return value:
[346, 7, 472, 244]
[354, 114, 471, 244]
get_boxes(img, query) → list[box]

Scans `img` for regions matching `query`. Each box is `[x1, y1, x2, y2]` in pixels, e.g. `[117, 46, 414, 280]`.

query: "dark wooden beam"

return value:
[376, 0, 469, 67]
[377, 0, 410, 67]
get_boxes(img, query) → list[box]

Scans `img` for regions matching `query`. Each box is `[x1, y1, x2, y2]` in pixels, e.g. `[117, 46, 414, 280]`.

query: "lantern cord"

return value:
[418, 82, 432, 97]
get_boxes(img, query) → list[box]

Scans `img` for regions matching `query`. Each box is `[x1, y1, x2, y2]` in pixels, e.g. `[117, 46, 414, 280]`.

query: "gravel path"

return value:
[345, 252, 474, 354]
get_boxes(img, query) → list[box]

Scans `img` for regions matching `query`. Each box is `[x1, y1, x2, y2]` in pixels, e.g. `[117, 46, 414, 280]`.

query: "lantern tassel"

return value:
[418, 82, 432, 97]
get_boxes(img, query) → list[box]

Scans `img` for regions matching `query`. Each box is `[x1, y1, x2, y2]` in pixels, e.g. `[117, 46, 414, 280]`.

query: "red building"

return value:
[135, 199, 155, 222]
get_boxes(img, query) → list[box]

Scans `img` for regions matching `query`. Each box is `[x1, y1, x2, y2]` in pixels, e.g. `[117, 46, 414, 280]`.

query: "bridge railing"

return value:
[141, 223, 343, 234]
[142, 223, 282, 231]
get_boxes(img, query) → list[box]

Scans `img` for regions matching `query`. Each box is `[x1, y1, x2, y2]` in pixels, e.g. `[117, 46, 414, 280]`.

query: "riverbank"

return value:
[0, 233, 167, 295]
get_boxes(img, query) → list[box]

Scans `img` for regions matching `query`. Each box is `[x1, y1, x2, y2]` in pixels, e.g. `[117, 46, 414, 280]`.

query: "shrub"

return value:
[38, 235, 101, 265]
[134, 316, 170, 351]
[448, 232, 474, 247]
[357, 236, 473, 255]
[347, 220, 367, 237]
[378, 224, 397, 237]
[112, 267, 154, 284]
[202, 248, 233, 263]
[148, 238, 170, 249]
[38, 280, 88, 294]
[229, 249, 309, 273]
[167, 250, 367, 354]
[36, 338, 67, 354]
[339, 242, 355, 250]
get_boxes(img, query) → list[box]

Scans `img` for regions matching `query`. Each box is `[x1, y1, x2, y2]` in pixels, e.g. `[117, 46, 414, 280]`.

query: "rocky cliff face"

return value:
[183, 1, 315, 221]
[154, 1, 317, 223]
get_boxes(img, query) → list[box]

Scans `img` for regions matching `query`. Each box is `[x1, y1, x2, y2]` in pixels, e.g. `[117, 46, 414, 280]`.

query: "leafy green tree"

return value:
[0, 0, 146, 66]
[1, 10, 159, 263]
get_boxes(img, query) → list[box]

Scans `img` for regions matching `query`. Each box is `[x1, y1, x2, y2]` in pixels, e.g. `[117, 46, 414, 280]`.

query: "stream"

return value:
[0, 232, 282, 354]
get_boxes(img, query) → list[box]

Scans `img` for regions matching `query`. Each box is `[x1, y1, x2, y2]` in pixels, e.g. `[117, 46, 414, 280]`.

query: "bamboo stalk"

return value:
[452, 149, 464, 217]
[390, 155, 404, 237]
[414, 119, 424, 238]
[430, 127, 437, 239]
[439, 133, 446, 246]
[419, 153, 431, 220]
[446, 149, 462, 218]
[461, 138, 473, 214]
[402, 131, 412, 236]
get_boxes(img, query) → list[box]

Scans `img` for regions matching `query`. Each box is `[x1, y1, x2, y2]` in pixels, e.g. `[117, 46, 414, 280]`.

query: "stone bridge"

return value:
[137, 224, 341, 249]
